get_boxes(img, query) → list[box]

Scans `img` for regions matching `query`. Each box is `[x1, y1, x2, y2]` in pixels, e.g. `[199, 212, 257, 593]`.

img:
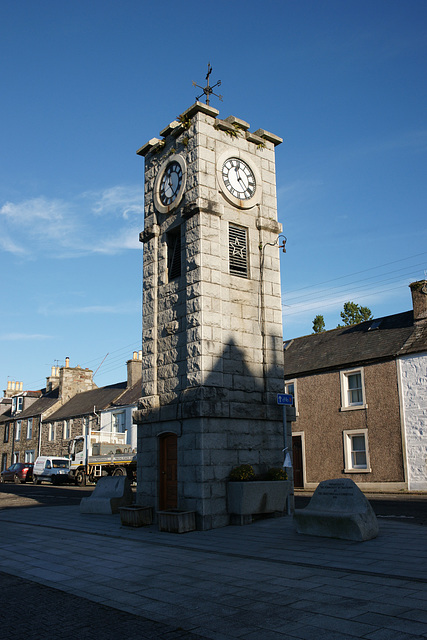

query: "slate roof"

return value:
[48, 382, 127, 421]
[0, 389, 59, 423]
[110, 379, 142, 408]
[284, 310, 427, 377]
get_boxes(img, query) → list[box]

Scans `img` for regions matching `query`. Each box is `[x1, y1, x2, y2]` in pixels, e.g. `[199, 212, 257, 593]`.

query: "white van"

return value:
[33, 456, 70, 485]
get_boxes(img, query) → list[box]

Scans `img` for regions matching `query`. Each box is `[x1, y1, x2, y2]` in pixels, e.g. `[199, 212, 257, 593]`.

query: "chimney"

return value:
[127, 351, 142, 388]
[46, 364, 61, 392]
[58, 357, 95, 403]
[409, 280, 427, 322]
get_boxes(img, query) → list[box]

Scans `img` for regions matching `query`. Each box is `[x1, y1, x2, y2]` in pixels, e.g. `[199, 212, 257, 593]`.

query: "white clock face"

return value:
[160, 161, 183, 206]
[222, 158, 256, 200]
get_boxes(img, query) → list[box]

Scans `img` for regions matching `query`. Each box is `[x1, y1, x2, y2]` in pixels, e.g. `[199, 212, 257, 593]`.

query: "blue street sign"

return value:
[277, 393, 293, 406]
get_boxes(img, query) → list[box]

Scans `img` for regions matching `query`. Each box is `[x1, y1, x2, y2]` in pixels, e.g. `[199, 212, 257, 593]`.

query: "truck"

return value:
[68, 431, 137, 486]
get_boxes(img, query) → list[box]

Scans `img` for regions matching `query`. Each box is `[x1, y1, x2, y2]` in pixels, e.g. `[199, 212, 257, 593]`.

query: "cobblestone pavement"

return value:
[1, 571, 207, 640]
[1, 506, 427, 640]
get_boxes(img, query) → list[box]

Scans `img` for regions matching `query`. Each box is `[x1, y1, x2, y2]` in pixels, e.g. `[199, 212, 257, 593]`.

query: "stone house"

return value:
[40, 352, 142, 457]
[0, 359, 95, 471]
[284, 280, 427, 492]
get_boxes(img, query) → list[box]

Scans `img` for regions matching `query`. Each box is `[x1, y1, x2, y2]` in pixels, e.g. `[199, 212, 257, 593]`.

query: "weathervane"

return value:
[192, 63, 223, 106]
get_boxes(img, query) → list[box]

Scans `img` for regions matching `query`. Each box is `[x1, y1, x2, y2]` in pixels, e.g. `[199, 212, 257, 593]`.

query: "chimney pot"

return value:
[7, 381, 11, 390]
[65, 357, 70, 368]
[138, 350, 142, 360]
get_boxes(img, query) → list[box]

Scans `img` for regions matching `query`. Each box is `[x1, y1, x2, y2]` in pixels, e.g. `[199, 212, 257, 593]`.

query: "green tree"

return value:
[312, 314, 326, 333]
[337, 301, 373, 327]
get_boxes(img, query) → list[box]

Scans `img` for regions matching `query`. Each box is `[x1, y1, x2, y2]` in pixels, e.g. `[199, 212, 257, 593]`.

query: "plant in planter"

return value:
[227, 464, 290, 522]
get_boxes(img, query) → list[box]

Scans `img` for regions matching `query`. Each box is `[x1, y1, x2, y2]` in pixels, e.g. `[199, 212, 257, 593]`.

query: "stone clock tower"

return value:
[135, 101, 286, 530]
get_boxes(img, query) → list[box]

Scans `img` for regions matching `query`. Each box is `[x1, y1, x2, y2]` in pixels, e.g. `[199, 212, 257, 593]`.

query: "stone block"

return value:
[157, 510, 196, 533]
[119, 505, 153, 527]
[227, 481, 291, 517]
[80, 476, 133, 515]
[293, 479, 379, 541]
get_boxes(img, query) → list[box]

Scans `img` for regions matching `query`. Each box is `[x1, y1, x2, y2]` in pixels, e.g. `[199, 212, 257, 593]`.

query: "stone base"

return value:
[157, 510, 196, 533]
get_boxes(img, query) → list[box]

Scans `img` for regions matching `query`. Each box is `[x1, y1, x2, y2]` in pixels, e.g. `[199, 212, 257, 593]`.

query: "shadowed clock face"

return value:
[222, 158, 256, 200]
[160, 161, 183, 206]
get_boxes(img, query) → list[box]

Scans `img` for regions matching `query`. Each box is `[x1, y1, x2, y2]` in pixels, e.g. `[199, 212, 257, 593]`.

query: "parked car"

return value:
[33, 456, 70, 485]
[0, 462, 34, 484]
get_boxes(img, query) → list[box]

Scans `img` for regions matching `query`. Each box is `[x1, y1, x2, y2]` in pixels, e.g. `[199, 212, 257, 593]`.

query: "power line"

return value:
[283, 262, 426, 306]
[283, 250, 427, 295]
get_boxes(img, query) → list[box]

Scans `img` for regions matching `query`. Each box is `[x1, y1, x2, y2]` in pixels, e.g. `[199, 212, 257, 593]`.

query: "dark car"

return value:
[0, 462, 34, 484]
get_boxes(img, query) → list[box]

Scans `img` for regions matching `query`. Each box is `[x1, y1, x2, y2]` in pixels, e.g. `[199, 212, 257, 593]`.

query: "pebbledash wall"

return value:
[398, 352, 427, 491]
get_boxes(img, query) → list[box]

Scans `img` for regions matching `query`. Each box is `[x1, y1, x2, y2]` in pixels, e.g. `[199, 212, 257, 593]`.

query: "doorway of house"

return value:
[159, 433, 177, 510]
[292, 434, 304, 488]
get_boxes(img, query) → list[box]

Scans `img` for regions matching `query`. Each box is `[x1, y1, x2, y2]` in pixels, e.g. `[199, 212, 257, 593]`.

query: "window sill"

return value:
[340, 404, 368, 412]
[344, 468, 372, 473]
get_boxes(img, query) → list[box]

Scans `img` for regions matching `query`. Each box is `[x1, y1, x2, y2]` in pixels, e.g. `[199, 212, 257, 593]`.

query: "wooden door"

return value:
[292, 435, 304, 488]
[159, 433, 177, 510]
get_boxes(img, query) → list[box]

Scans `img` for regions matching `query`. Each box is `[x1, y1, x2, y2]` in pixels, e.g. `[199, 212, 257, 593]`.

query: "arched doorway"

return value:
[159, 433, 177, 510]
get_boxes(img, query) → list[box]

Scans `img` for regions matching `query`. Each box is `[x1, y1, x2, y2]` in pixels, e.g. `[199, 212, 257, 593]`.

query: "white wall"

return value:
[99, 406, 137, 451]
[398, 352, 427, 491]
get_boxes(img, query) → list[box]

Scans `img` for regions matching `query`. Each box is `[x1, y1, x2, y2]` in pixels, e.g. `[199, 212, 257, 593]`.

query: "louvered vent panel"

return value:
[167, 230, 181, 280]
[229, 224, 248, 278]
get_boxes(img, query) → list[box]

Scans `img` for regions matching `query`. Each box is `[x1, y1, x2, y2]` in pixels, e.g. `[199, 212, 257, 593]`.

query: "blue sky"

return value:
[1, 0, 426, 391]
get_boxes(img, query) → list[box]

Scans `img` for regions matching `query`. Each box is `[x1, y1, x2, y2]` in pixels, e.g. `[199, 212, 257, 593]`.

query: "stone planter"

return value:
[227, 480, 291, 518]
[119, 505, 153, 527]
[157, 510, 196, 533]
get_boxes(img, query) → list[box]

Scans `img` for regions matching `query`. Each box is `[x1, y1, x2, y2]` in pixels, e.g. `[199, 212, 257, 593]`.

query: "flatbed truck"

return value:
[68, 431, 137, 486]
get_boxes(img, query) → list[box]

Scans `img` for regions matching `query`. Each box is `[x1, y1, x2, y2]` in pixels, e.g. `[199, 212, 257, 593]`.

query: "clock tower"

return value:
[135, 100, 287, 530]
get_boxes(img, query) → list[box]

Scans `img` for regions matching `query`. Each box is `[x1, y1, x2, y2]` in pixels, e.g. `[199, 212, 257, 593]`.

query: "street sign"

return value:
[277, 393, 293, 406]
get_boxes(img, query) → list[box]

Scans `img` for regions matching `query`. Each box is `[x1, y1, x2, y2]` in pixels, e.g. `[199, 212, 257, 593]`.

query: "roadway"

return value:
[0, 482, 426, 524]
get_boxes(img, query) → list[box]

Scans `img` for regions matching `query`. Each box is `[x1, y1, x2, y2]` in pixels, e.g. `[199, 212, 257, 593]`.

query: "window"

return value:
[25, 450, 35, 463]
[13, 452, 20, 463]
[112, 412, 125, 433]
[1, 453, 7, 472]
[12, 396, 23, 414]
[284, 379, 298, 414]
[15, 420, 22, 441]
[26, 418, 33, 440]
[343, 429, 371, 472]
[63, 420, 72, 440]
[167, 228, 181, 281]
[4, 422, 10, 443]
[229, 223, 248, 278]
[340, 368, 367, 410]
[48, 423, 55, 441]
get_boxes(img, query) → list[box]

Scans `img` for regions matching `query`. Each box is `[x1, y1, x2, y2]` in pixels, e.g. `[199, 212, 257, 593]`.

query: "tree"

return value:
[312, 315, 326, 333]
[337, 301, 373, 327]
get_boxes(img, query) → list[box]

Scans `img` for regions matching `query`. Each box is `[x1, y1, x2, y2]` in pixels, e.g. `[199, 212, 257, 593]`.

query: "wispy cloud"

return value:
[37, 301, 139, 316]
[0, 185, 143, 258]
[86, 185, 144, 220]
[0, 333, 52, 341]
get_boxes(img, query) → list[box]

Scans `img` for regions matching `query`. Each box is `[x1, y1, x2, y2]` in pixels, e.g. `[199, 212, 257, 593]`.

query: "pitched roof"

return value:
[18, 388, 60, 419]
[0, 389, 59, 423]
[48, 382, 127, 421]
[284, 310, 426, 377]
[109, 379, 142, 408]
